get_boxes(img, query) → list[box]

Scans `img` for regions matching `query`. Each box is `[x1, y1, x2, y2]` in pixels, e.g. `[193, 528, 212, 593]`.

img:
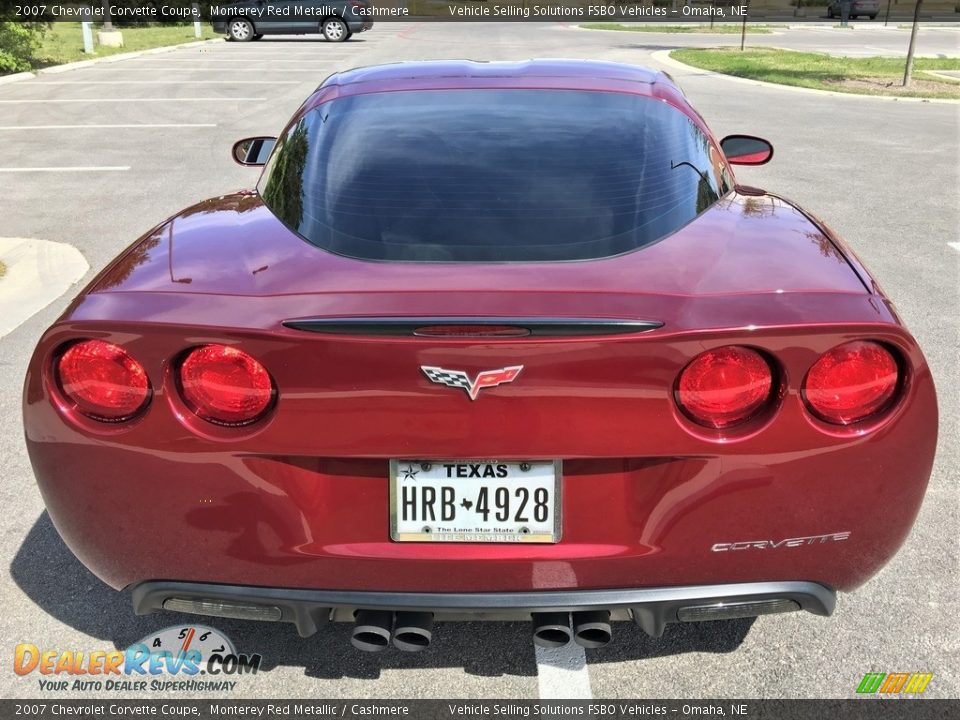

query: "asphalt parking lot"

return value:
[0, 21, 957, 700]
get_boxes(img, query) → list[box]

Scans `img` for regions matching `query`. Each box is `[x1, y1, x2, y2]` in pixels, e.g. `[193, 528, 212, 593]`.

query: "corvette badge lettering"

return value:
[711, 531, 851, 552]
[421, 365, 523, 401]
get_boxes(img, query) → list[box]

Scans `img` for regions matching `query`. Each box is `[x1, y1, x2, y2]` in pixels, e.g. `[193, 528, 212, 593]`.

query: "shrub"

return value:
[0, 21, 43, 74]
[0, 12, 49, 75]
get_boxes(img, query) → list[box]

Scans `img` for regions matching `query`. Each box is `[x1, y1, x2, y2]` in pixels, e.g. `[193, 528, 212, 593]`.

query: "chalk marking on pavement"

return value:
[535, 644, 593, 700]
[0, 98, 265, 104]
[0, 124, 217, 130]
[0, 166, 130, 172]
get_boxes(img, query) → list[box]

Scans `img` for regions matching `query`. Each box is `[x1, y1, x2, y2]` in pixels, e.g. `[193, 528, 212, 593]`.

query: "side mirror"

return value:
[720, 135, 774, 166]
[232, 136, 276, 166]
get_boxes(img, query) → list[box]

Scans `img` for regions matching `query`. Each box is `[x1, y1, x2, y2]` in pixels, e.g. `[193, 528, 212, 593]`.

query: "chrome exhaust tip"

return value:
[392, 612, 434, 652]
[572, 610, 612, 648]
[351, 610, 393, 652]
[531, 612, 573, 648]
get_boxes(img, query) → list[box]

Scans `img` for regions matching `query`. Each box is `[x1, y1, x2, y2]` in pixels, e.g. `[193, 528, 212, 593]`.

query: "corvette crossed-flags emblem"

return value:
[420, 365, 523, 401]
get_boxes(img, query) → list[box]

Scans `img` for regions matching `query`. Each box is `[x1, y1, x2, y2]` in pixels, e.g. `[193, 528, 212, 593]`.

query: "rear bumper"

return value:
[25, 316, 938, 597]
[132, 579, 835, 638]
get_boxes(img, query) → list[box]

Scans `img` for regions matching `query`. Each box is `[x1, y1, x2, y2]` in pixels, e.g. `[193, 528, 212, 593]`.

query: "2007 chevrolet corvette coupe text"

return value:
[24, 60, 937, 652]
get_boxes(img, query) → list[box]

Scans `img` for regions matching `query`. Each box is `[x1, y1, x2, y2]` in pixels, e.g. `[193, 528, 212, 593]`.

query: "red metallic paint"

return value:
[23, 62, 937, 601]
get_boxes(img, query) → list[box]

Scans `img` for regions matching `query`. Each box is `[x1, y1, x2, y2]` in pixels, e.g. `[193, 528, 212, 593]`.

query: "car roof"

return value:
[325, 59, 675, 88]
[294, 60, 703, 131]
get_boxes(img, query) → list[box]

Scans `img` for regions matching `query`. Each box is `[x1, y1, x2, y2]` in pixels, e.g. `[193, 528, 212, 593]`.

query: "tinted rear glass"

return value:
[258, 89, 729, 262]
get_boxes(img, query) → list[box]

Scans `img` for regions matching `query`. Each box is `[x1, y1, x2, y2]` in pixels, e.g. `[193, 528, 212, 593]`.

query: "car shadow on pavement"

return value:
[11, 513, 754, 679]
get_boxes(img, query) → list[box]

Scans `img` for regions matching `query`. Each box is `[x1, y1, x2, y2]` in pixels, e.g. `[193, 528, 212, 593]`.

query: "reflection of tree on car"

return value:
[211, 0, 374, 42]
[261, 123, 309, 229]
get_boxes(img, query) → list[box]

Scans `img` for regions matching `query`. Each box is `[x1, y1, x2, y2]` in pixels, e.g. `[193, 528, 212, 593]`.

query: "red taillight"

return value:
[56, 340, 150, 422]
[803, 341, 899, 425]
[179, 345, 274, 426]
[676, 346, 774, 429]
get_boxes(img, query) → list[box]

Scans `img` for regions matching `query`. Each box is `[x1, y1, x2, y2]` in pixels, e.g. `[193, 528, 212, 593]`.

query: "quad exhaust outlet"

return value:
[532, 611, 613, 648]
[572, 610, 612, 648]
[392, 612, 434, 652]
[531, 612, 573, 648]
[351, 610, 435, 652]
[350, 610, 393, 652]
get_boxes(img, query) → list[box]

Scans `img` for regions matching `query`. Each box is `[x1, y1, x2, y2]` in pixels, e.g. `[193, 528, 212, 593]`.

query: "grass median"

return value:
[31, 23, 219, 69]
[671, 47, 960, 99]
[582, 23, 772, 33]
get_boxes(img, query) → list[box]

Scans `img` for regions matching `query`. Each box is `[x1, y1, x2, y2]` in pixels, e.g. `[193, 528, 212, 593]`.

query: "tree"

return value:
[262, 123, 310, 230]
[102, 1, 115, 31]
[0, 14, 46, 74]
[903, 0, 923, 87]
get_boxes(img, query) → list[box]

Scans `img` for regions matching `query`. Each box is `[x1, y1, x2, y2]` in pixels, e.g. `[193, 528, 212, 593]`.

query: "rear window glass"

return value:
[258, 89, 730, 262]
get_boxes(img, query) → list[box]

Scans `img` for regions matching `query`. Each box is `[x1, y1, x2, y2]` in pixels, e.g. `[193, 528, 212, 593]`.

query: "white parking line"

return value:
[0, 98, 265, 104]
[95, 67, 328, 72]
[535, 645, 593, 700]
[0, 124, 217, 130]
[34, 80, 300, 85]
[0, 166, 130, 172]
[948, 242, 960, 252]
[193, 53, 354, 58]
[174, 52, 355, 56]
[129, 59, 339, 64]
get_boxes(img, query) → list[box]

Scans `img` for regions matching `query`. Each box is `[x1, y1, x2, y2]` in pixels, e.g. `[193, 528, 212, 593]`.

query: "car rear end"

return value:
[23, 285, 937, 646]
[852, 0, 880, 16]
[347, 0, 374, 33]
[23, 73, 937, 650]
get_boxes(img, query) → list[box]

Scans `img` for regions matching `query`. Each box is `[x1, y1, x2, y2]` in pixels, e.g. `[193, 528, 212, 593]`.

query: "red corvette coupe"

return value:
[24, 60, 937, 653]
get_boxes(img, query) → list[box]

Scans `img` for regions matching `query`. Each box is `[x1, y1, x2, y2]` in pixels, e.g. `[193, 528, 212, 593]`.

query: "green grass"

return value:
[671, 47, 960, 99]
[31, 23, 218, 69]
[582, 23, 772, 33]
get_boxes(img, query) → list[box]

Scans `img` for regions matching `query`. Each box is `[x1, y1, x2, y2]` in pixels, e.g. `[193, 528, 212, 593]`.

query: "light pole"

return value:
[101, 0, 113, 31]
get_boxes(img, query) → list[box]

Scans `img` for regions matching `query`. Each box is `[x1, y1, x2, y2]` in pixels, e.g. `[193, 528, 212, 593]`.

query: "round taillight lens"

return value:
[676, 346, 774, 429]
[56, 340, 151, 422]
[179, 345, 274, 426]
[803, 341, 899, 425]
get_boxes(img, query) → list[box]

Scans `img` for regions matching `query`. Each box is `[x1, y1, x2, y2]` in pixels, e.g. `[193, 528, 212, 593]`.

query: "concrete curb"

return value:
[37, 38, 225, 75]
[0, 238, 89, 339]
[0, 72, 35, 86]
[653, 50, 960, 104]
[573, 24, 786, 36]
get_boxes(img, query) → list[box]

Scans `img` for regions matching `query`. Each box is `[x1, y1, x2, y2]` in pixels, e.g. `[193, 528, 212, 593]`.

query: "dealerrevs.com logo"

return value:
[856, 672, 934, 696]
[14, 625, 262, 693]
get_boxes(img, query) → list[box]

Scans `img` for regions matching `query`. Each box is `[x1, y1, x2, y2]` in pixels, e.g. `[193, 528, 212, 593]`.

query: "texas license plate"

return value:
[389, 460, 561, 543]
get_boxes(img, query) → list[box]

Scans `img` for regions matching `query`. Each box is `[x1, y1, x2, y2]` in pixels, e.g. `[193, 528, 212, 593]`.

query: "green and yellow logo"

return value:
[857, 672, 933, 695]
